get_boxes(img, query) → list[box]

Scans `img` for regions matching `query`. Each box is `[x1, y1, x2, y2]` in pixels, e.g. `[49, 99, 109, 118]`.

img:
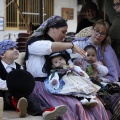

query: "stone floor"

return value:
[3, 111, 43, 120]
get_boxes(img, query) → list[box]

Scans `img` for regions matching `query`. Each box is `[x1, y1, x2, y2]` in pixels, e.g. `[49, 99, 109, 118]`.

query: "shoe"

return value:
[0, 97, 3, 120]
[81, 98, 98, 108]
[17, 97, 28, 118]
[42, 105, 67, 120]
[80, 98, 89, 105]
[89, 98, 98, 105]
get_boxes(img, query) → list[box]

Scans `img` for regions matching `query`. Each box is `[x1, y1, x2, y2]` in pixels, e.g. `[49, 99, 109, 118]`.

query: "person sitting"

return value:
[70, 19, 120, 120]
[0, 39, 31, 117]
[73, 45, 109, 85]
[76, 2, 110, 34]
[0, 39, 67, 120]
[44, 51, 101, 107]
[24, 15, 112, 120]
[109, 0, 120, 65]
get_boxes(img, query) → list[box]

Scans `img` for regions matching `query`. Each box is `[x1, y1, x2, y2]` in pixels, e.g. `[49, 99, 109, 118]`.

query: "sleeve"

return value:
[74, 65, 89, 79]
[96, 63, 108, 76]
[49, 72, 59, 81]
[0, 78, 8, 90]
[28, 40, 52, 56]
[48, 72, 60, 90]
[104, 45, 120, 82]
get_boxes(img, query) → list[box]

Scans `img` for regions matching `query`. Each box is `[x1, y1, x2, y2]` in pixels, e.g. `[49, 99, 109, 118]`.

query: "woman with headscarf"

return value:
[25, 15, 111, 120]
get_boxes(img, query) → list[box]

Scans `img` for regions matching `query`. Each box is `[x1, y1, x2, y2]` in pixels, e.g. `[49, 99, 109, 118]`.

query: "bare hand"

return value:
[79, 72, 85, 77]
[92, 63, 97, 69]
[72, 45, 86, 57]
[52, 79, 58, 85]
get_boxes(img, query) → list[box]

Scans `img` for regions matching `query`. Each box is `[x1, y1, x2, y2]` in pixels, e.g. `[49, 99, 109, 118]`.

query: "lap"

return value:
[29, 81, 111, 120]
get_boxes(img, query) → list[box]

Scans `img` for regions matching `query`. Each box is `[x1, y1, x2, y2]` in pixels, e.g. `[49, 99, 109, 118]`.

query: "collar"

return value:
[45, 34, 54, 42]
[87, 37, 101, 50]
[1, 60, 16, 69]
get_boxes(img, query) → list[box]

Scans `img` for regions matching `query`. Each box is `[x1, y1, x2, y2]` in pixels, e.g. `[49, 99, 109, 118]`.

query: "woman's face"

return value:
[113, 0, 120, 13]
[85, 9, 97, 20]
[53, 26, 68, 42]
[91, 24, 107, 45]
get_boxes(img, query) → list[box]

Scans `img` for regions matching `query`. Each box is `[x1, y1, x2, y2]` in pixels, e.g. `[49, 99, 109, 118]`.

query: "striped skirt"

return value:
[29, 81, 112, 120]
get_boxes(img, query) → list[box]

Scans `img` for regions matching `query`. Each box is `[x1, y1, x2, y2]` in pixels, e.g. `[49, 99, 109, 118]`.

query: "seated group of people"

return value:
[0, 3, 120, 119]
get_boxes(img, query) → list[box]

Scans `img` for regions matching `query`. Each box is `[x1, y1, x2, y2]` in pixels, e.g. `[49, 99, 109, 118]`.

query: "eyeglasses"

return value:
[113, 2, 120, 8]
[93, 29, 106, 37]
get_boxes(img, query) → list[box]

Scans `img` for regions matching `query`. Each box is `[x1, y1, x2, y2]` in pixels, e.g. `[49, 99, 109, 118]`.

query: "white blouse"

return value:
[26, 40, 52, 78]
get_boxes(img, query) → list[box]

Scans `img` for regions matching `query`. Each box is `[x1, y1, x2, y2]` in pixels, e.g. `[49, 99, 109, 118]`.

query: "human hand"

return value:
[92, 62, 98, 69]
[72, 45, 86, 57]
[73, 58, 82, 67]
[52, 79, 58, 85]
[79, 72, 85, 77]
[69, 64, 74, 70]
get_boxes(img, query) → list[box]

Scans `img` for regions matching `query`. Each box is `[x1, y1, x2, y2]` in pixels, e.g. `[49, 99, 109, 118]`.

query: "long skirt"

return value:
[28, 81, 112, 120]
[45, 74, 100, 98]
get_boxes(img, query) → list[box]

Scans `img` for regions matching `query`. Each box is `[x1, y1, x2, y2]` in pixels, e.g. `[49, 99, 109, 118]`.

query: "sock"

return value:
[42, 107, 55, 115]
[11, 97, 19, 112]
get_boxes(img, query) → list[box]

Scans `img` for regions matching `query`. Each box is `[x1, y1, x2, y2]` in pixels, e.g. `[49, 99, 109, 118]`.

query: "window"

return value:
[5, 0, 54, 31]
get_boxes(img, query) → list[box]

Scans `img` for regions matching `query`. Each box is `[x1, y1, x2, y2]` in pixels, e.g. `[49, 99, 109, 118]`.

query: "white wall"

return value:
[0, 0, 27, 41]
[54, 0, 77, 33]
[0, 0, 77, 41]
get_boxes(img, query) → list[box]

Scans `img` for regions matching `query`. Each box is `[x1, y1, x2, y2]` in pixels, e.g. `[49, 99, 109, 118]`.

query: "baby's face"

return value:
[85, 48, 96, 64]
[51, 56, 66, 68]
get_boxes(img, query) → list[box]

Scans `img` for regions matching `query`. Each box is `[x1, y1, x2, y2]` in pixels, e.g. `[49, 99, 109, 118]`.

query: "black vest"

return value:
[0, 60, 21, 80]
[0, 60, 21, 110]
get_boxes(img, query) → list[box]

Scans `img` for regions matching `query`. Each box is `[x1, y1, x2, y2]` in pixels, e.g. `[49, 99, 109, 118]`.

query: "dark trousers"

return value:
[0, 90, 15, 110]
[27, 94, 51, 116]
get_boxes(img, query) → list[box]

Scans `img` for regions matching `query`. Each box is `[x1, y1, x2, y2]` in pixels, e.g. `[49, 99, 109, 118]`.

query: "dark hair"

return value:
[84, 45, 96, 53]
[42, 51, 70, 74]
[84, 2, 98, 16]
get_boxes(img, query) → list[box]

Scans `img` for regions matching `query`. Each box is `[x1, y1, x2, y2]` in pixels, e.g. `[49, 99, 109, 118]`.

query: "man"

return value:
[109, 0, 120, 65]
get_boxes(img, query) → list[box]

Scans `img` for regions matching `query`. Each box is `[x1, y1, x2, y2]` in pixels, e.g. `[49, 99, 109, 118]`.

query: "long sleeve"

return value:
[0, 78, 8, 90]
[74, 65, 89, 79]
[96, 63, 108, 77]
[103, 45, 120, 82]
[48, 72, 60, 89]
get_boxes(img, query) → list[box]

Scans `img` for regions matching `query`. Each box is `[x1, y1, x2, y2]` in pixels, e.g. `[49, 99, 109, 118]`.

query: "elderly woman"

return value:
[25, 16, 111, 120]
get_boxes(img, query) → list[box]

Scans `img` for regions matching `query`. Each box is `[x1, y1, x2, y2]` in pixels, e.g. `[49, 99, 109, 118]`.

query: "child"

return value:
[0, 39, 29, 117]
[0, 39, 67, 120]
[73, 45, 109, 86]
[44, 51, 101, 107]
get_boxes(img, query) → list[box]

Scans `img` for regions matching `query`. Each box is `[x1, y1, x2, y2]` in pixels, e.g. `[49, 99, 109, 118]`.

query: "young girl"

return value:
[44, 51, 101, 107]
[73, 45, 109, 86]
